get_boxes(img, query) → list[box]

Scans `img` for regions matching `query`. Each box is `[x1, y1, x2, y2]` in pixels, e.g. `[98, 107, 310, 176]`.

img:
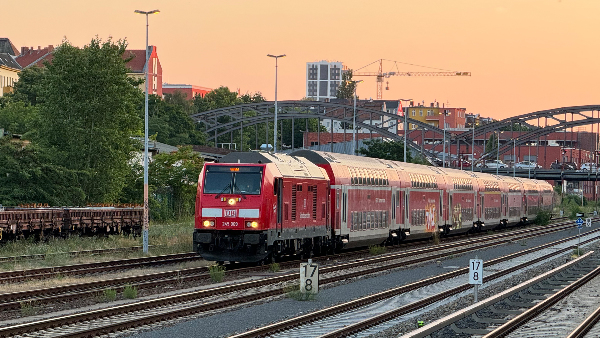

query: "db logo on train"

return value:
[224, 209, 237, 217]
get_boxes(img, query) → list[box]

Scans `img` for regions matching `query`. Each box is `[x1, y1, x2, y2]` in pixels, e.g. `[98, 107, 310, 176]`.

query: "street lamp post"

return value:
[267, 54, 286, 152]
[134, 9, 159, 255]
[496, 131, 500, 175]
[471, 126, 475, 172]
[442, 111, 451, 168]
[350, 80, 363, 155]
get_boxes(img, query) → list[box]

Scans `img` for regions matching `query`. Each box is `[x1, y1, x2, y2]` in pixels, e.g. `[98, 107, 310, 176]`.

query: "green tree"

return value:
[0, 139, 86, 206]
[36, 38, 143, 203]
[149, 146, 204, 220]
[336, 69, 357, 99]
[193, 86, 241, 113]
[0, 100, 39, 136]
[147, 94, 206, 146]
[485, 133, 499, 154]
[357, 139, 412, 162]
[7, 66, 47, 107]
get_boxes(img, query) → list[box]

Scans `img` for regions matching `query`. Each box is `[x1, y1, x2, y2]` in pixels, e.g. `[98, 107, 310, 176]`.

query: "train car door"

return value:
[340, 185, 349, 236]
[275, 178, 283, 236]
[391, 187, 397, 226]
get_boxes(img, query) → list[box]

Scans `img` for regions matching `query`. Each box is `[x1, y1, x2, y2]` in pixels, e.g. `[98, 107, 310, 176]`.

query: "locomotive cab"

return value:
[194, 164, 271, 262]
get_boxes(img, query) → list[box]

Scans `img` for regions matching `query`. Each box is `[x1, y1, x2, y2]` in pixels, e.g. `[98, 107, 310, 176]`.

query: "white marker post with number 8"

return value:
[300, 259, 319, 294]
[469, 258, 483, 302]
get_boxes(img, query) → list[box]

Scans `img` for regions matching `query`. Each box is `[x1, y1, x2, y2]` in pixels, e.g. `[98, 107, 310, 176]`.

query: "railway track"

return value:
[0, 252, 201, 284]
[395, 252, 600, 338]
[0, 219, 589, 337]
[0, 246, 152, 263]
[230, 229, 600, 338]
[0, 221, 579, 315]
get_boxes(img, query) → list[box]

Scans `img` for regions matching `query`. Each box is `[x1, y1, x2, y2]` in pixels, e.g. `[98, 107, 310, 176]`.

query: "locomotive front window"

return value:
[203, 166, 263, 195]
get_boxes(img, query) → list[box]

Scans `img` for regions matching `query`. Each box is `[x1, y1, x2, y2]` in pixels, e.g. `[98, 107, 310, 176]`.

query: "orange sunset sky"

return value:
[4, 0, 599, 120]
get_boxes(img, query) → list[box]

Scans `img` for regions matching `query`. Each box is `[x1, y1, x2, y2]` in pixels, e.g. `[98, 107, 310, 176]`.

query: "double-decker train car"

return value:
[193, 150, 554, 263]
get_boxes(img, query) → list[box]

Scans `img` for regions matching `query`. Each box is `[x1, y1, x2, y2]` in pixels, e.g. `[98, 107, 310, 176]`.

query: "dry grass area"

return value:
[0, 218, 196, 272]
[0, 259, 213, 294]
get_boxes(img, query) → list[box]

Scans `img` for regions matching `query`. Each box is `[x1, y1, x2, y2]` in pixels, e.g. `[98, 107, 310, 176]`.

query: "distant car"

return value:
[515, 161, 542, 169]
[580, 163, 598, 172]
[452, 159, 471, 169]
[483, 160, 507, 169]
[550, 162, 577, 170]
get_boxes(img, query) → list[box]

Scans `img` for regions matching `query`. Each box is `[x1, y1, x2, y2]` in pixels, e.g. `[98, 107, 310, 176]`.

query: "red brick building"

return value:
[162, 84, 211, 100]
[124, 46, 162, 96]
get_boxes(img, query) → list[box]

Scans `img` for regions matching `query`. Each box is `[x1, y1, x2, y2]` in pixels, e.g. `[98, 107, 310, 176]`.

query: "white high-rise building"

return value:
[306, 60, 344, 101]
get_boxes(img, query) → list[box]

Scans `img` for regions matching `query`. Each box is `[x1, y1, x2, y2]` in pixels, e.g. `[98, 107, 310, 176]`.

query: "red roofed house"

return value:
[124, 46, 162, 96]
[162, 83, 211, 100]
[16, 45, 54, 68]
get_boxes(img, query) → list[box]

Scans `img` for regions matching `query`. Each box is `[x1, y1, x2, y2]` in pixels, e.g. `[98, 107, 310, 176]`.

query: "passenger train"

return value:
[193, 150, 554, 263]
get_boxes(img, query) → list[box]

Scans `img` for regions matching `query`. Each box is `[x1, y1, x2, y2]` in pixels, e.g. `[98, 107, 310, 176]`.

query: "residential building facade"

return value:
[124, 46, 163, 96]
[0, 53, 21, 97]
[306, 60, 344, 101]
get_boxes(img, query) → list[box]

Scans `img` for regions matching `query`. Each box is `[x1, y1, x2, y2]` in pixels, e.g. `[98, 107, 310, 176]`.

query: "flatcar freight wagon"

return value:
[193, 150, 554, 263]
[0, 207, 143, 243]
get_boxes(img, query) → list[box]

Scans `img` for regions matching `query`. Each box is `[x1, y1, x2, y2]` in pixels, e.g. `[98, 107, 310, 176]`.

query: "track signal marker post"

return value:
[576, 217, 584, 254]
[300, 259, 319, 295]
[469, 257, 483, 302]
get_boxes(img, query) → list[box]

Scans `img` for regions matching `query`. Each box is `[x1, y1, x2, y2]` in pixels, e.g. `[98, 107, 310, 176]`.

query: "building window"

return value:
[419, 110, 423, 116]
[412, 110, 416, 116]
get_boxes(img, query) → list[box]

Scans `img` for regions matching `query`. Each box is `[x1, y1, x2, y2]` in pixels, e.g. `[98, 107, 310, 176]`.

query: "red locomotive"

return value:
[193, 150, 554, 263]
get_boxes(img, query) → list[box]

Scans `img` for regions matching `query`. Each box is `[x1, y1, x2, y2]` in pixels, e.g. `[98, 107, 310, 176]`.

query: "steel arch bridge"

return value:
[456, 105, 600, 161]
[191, 102, 600, 165]
[190, 100, 447, 161]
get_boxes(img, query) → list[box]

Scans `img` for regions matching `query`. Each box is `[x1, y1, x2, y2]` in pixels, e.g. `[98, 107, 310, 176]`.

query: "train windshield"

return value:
[203, 166, 263, 195]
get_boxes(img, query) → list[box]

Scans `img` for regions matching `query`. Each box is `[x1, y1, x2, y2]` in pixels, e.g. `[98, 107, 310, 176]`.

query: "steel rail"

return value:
[0, 221, 567, 312]
[0, 246, 151, 263]
[0, 252, 200, 283]
[232, 229, 600, 338]
[483, 263, 600, 338]
[565, 303, 600, 338]
[0, 220, 585, 337]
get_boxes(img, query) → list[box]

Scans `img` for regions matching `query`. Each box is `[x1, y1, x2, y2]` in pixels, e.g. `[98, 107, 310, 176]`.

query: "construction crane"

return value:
[353, 59, 471, 100]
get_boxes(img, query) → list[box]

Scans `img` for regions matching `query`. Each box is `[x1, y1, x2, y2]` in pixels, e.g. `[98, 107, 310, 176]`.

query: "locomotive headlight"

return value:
[228, 198, 236, 206]
[203, 220, 215, 227]
[245, 221, 259, 228]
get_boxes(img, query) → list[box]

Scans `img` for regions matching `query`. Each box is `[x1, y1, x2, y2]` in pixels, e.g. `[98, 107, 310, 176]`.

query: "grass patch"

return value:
[572, 248, 584, 257]
[284, 283, 316, 301]
[102, 288, 117, 302]
[268, 262, 281, 273]
[20, 301, 39, 316]
[209, 265, 226, 283]
[368, 245, 387, 256]
[123, 284, 138, 299]
[0, 217, 195, 271]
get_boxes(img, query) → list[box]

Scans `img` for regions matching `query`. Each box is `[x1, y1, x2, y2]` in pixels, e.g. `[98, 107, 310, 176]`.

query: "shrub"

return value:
[368, 245, 387, 256]
[102, 289, 117, 302]
[209, 265, 225, 283]
[123, 284, 138, 299]
[284, 283, 316, 301]
[20, 301, 39, 316]
[268, 262, 281, 273]
[534, 210, 552, 226]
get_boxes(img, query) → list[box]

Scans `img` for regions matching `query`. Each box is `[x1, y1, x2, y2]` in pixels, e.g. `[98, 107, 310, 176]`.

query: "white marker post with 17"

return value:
[469, 257, 483, 302]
